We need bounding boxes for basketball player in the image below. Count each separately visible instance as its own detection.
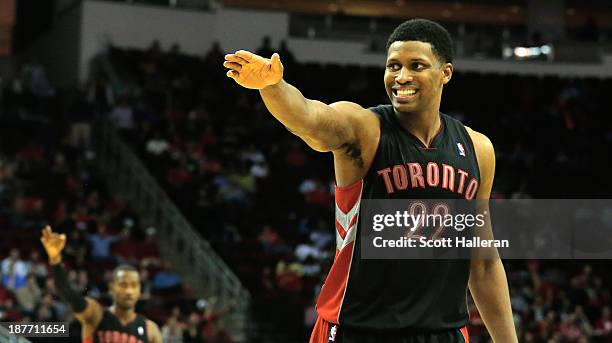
[224,19,517,342]
[40,225,162,343]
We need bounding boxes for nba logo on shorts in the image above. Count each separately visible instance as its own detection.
[456,142,466,156]
[328,324,337,342]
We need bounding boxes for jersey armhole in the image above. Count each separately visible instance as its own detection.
[463,126,481,179]
[334,110,382,191]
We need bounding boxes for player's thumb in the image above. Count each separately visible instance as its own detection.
[271,53,283,74]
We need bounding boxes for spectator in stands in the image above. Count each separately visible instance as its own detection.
[183,311,204,343]
[151,262,182,292]
[138,267,152,301]
[0,159,17,210]
[209,320,233,343]
[199,297,236,342]
[559,313,585,341]
[278,40,295,66]
[67,89,94,149]
[256,36,274,58]
[257,224,284,254]
[205,41,225,65]
[309,224,334,251]
[22,58,56,99]
[87,76,114,116]
[1,248,29,290]
[141,39,163,77]
[15,274,41,316]
[0,297,21,321]
[275,258,303,294]
[86,221,124,262]
[164,43,183,77]
[146,131,170,157]
[33,293,59,321]
[161,315,185,343]
[109,96,136,135]
[594,307,612,339]
[26,251,48,284]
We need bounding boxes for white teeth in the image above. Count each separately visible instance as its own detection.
[396,89,416,96]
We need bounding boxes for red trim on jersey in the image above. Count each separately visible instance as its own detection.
[334,179,363,211]
[318,180,363,323]
[83,336,93,343]
[335,220,347,239]
[347,213,358,231]
[309,317,333,343]
[316,241,355,323]
[460,326,469,343]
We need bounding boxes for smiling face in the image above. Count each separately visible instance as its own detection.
[384,40,453,115]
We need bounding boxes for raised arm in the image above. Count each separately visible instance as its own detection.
[223,50,374,153]
[465,129,518,343]
[41,226,104,338]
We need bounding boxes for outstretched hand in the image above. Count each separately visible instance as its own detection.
[223,50,283,90]
[40,225,66,265]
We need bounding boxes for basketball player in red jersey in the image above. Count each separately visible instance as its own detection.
[41,226,162,343]
[224,18,517,342]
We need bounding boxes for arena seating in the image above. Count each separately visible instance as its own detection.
[0,81,235,342]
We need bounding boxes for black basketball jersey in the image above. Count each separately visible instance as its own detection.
[84,310,149,343]
[316,104,481,330]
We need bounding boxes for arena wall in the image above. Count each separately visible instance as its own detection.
[35,0,612,82]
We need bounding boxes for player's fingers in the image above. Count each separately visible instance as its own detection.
[226,70,239,79]
[271,53,282,73]
[223,61,242,71]
[234,50,255,62]
[60,234,66,242]
[224,54,248,65]
[42,225,51,238]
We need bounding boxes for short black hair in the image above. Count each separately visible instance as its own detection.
[111,264,139,282]
[386,18,453,63]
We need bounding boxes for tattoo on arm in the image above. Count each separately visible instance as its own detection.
[340,141,364,168]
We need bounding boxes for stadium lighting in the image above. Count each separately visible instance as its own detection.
[507,44,554,60]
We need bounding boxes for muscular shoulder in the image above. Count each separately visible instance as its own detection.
[465,127,494,166]
[465,126,495,198]
[146,319,162,343]
[329,101,379,124]
[301,101,377,153]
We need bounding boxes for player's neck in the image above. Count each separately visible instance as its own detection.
[395,108,441,147]
[110,305,137,324]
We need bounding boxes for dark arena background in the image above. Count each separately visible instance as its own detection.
[1,0,612,342]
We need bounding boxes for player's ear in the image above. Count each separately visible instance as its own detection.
[441,62,453,85]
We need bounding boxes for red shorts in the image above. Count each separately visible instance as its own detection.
[309,317,469,343]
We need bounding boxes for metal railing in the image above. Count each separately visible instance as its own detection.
[0,326,32,343]
[93,120,251,341]
[96,0,215,11]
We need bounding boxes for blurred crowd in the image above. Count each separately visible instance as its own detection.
[1,34,611,342]
[0,72,235,343]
